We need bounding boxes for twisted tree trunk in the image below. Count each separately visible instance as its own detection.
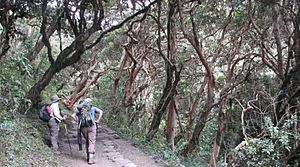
[274,6,300,165]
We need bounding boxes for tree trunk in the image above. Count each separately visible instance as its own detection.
[27,2,154,107]
[68,68,110,109]
[112,39,130,96]
[165,97,176,150]
[28,64,61,107]
[177,0,215,156]
[112,54,128,95]
[146,64,181,141]
[182,75,214,156]
[209,105,226,167]
[28,42,85,106]
[29,19,58,61]
[146,0,179,141]
[187,77,208,139]
[123,44,145,107]
[274,8,300,164]
[0,7,13,60]
[275,9,300,122]
[28,28,92,107]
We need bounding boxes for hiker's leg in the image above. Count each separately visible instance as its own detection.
[86,132,89,161]
[48,119,59,151]
[87,125,97,164]
[80,127,89,160]
[77,129,83,150]
[87,125,97,153]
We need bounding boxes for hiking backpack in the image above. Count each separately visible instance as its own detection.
[77,102,95,128]
[39,104,53,122]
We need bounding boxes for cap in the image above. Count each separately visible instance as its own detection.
[84,98,92,103]
[77,101,91,111]
[50,95,61,103]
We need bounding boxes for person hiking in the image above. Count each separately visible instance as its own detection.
[71,98,104,164]
[76,98,93,151]
[48,95,66,155]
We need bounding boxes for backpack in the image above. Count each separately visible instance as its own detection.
[39,104,53,122]
[77,102,95,128]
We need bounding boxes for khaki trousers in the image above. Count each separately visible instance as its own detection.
[81,124,97,154]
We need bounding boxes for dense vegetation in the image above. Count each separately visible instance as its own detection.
[0,0,300,166]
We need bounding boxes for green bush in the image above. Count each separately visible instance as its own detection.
[236,116,299,166]
[0,110,61,167]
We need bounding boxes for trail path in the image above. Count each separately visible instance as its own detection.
[58,123,163,167]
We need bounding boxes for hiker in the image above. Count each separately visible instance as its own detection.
[71,98,104,164]
[48,95,66,155]
[76,98,92,151]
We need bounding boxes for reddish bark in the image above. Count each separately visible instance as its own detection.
[146,64,182,141]
[178,0,215,156]
[112,46,129,96]
[187,77,208,139]
[66,66,111,109]
[123,41,147,107]
[28,1,157,107]
[66,62,97,108]
[146,0,181,141]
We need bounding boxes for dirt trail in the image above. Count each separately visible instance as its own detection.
[58,123,164,167]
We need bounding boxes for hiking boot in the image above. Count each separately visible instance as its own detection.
[88,153,95,165]
[53,150,61,155]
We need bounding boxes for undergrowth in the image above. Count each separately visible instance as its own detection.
[0,109,62,167]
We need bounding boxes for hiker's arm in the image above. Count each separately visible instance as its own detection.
[95,108,103,123]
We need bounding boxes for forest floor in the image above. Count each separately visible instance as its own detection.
[57,122,165,167]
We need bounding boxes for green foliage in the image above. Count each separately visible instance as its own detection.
[231,7,248,28]
[88,71,117,110]
[183,117,217,167]
[144,141,185,167]
[0,110,61,167]
[236,116,299,166]
[1,1,299,167]
[238,138,278,166]
[0,48,62,166]
[98,29,124,64]
[0,55,34,111]
[184,152,210,167]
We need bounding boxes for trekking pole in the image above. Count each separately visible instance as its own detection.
[64,123,72,155]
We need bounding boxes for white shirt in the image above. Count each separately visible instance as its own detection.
[50,102,63,122]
